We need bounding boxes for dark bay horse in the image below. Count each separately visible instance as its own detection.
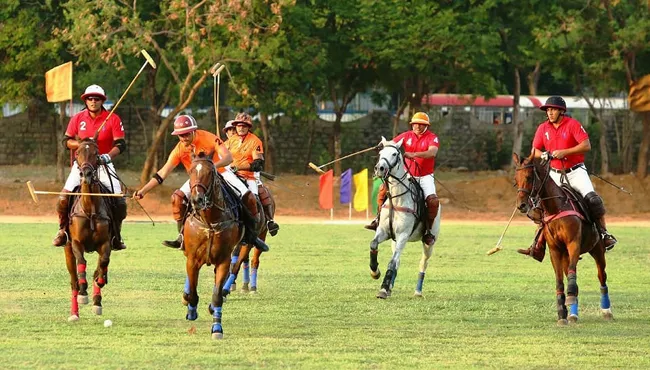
[223,183,275,295]
[65,139,112,321]
[181,153,244,339]
[513,153,613,325]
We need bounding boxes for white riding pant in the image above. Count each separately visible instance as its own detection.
[179,167,249,199]
[414,174,437,198]
[254,172,263,186]
[549,165,594,197]
[64,161,122,194]
[246,179,259,195]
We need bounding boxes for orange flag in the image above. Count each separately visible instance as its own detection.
[318,169,334,209]
[45,62,73,103]
[629,74,650,112]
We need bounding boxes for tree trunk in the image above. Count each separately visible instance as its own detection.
[259,112,274,173]
[333,111,343,176]
[55,101,67,182]
[303,117,316,175]
[511,68,524,160]
[526,61,541,95]
[140,116,174,184]
[393,96,408,137]
[637,112,650,179]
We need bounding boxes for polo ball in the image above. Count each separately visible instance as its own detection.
[104,319,113,327]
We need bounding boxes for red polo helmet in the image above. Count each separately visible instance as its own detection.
[171,114,198,135]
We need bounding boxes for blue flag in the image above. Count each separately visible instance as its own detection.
[340,168,352,204]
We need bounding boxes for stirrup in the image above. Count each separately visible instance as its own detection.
[364,218,379,231]
[603,233,617,252]
[422,232,435,246]
[52,229,69,247]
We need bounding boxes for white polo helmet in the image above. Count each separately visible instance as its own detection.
[80,84,107,101]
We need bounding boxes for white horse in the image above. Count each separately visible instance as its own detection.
[369,137,441,298]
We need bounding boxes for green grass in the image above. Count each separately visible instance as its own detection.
[1,223,649,369]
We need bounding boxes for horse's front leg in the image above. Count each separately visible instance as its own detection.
[589,246,613,320]
[369,227,390,280]
[549,248,568,325]
[210,260,230,339]
[248,245,262,293]
[64,243,80,322]
[377,235,407,299]
[415,239,435,297]
[92,240,111,316]
[185,258,200,321]
[566,240,581,323]
[223,243,251,297]
[71,242,89,305]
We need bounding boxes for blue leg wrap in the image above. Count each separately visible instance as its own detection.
[186,304,198,321]
[223,273,236,292]
[184,276,190,295]
[211,306,223,333]
[251,268,258,288]
[569,298,579,317]
[416,272,425,292]
[600,286,611,309]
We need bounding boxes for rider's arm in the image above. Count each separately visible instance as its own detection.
[552,139,591,160]
[214,142,233,169]
[134,156,177,199]
[405,145,438,159]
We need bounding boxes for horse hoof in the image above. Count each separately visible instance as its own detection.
[92,305,103,315]
[250,287,257,294]
[208,304,214,315]
[557,319,568,326]
[68,315,79,322]
[241,283,249,292]
[230,283,236,292]
[376,289,388,299]
[222,289,230,298]
[414,291,423,297]
[568,314,579,323]
[212,332,224,340]
[181,293,190,306]
[370,270,381,280]
[601,308,614,320]
[186,312,198,321]
[77,295,89,305]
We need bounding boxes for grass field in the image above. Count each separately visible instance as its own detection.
[1,222,649,369]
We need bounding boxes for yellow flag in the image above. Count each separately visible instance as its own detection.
[45,62,73,103]
[353,169,369,211]
[629,74,650,112]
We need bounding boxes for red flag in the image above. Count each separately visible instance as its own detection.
[319,169,334,209]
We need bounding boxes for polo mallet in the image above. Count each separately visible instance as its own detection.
[93,49,157,138]
[487,206,518,255]
[260,171,276,181]
[211,62,226,137]
[308,145,379,174]
[26,181,127,203]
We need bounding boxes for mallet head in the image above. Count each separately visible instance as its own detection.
[308,162,326,175]
[26,181,39,203]
[212,64,226,78]
[141,49,157,69]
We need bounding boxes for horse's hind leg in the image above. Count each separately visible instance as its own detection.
[210,261,230,339]
[249,246,261,293]
[64,244,80,322]
[415,240,435,297]
[223,244,251,297]
[92,242,111,316]
[377,236,407,299]
[590,246,613,320]
[369,228,389,280]
[566,240,581,323]
[185,258,200,321]
[229,244,242,291]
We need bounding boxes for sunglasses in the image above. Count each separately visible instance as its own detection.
[179,132,192,138]
[86,97,104,102]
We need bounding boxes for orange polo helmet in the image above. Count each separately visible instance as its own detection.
[409,112,430,125]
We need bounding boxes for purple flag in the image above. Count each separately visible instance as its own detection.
[340,168,352,204]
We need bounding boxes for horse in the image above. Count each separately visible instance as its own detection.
[369,137,442,299]
[223,183,275,295]
[512,153,613,325]
[65,138,113,321]
[181,152,245,339]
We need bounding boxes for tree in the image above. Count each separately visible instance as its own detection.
[63,0,290,184]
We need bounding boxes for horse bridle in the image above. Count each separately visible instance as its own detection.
[77,141,100,183]
[189,158,219,211]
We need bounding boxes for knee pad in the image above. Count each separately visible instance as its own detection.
[258,185,273,206]
[377,183,387,206]
[425,194,440,217]
[584,191,606,219]
[56,194,70,214]
[171,189,189,222]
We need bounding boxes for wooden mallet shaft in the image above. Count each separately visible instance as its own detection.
[487,206,518,255]
[26,181,125,203]
[307,145,378,174]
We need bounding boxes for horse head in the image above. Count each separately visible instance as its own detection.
[76,139,99,186]
[189,152,217,211]
[512,152,552,215]
[375,136,405,180]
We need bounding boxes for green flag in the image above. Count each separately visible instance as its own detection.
[371,177,383,210]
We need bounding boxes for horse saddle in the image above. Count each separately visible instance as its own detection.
[68,184,115,221]
[559,185,594,225]
[217,173,241,220]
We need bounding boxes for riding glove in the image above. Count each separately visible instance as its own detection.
[99,154,112,164]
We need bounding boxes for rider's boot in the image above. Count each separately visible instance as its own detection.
[422,194,440,246]
[52,190,71,247]
[364,183,387,231]
[162,190,188,250]
[596,216,617,252]
[111,197,127,251]
[517,227,546,262]
[258,185,279,236]
[242,192,270,252]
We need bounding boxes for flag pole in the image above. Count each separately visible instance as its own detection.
[348,202,352,220]
[330,208,334,220]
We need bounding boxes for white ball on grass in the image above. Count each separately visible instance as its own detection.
[104,319,113,327]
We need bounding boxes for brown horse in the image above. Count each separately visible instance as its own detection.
[513,153,613,325]
[223,183,275,295]
[65,139,112,321]
[181,153,245,339]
